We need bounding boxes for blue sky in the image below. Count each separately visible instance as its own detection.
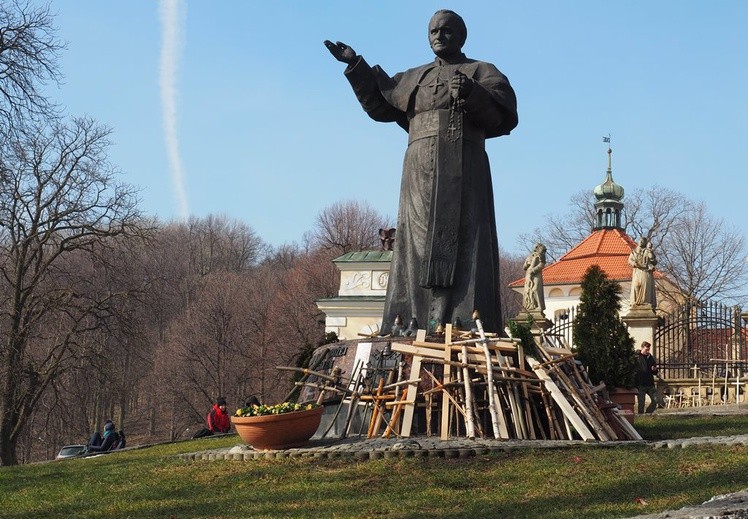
[49,1,747,255]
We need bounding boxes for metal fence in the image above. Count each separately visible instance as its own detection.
[545,301,748,381]
[546,306,577,348]
[654,301,747,380]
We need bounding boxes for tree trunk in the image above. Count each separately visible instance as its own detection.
[149,403,156,436]
[1,335,24,466]
[0,416,19,466]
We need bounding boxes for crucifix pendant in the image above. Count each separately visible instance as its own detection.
[428,75,446,97]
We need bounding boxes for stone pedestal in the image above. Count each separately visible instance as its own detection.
[622,306,658,348]
[512,310,553,331]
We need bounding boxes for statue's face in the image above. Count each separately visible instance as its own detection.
[428,13,464,59]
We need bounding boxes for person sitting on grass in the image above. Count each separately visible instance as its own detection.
[193,396,231,438]
[87,420,120,453]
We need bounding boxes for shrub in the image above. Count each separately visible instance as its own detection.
[573,265,637,389]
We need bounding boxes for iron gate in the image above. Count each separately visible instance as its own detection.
[546,306,577,348]
[654,301,748,379]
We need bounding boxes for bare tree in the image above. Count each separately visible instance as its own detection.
[0,1,62,130]
[269,248,336,365]
[307,199,391,255]
[519,190,595,262]
[187,214,266,276]
[0,117,142,465]
[160,268,299,439]
[520,187,691,262]
[123,217,268,442]
[621,187,690,245]
[657,202,747,304]
[161,272,251,437]
[498,247,524,323]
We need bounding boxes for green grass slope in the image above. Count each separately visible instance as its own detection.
[1,415,748,519]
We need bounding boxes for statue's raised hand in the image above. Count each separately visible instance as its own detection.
[324,40,357,65]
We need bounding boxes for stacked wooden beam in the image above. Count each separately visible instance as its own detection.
[387,323,536,440]
[527,333,641,441]
[287,324,641,442]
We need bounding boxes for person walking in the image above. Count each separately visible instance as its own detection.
[636,341,658,414]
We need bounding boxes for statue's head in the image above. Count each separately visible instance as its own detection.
[534,243,547,260]
[428,10,467,59]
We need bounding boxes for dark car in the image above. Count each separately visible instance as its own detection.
[55,444,87,460]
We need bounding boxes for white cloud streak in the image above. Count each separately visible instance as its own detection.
[159,0,189,220]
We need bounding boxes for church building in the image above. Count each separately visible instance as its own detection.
[509,147,672,324]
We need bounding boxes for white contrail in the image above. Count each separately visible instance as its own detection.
[159,0,189,220]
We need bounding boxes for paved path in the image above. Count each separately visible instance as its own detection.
[179,432,748,462]
[625,490,748,519]
[180,436,639,461]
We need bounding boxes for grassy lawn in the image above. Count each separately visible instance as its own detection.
[2,415,748,519]
[635,413,748,440]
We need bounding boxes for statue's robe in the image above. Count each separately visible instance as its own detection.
[344,53,518,333]
[629,249,657,308]
[523,253,545,313]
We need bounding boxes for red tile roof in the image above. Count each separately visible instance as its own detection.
[509,228,644,287]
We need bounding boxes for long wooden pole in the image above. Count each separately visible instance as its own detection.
[473,311,501,438]
[399,329,426,437]
[440,335,453,440]
[454,323,477,439]
[340,360,364,439]
[383,388,408,438]
[367,379,385,438]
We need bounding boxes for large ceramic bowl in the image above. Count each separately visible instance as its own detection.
[230,406,324,450]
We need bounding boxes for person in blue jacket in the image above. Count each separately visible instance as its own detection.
[87,420,120,452]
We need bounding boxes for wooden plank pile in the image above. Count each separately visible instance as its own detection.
[525,333,641,441]
[286,318,641,442]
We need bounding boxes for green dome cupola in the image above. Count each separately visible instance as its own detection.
[593,145,624,230]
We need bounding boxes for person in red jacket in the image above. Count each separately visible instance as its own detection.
[206,396,231,434]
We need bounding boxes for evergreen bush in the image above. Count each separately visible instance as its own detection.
[573,265,637,389]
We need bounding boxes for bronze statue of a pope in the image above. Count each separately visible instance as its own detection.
[325,10,518,334]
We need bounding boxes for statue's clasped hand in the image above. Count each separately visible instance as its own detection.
[450,72,473,99]
[324,40,357,65]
